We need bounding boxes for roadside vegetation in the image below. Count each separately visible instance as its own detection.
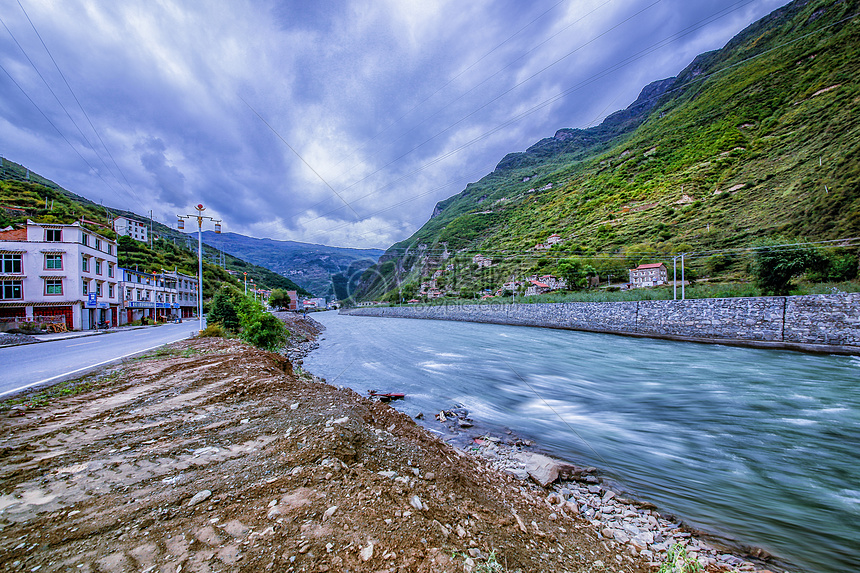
[206,286,289,351]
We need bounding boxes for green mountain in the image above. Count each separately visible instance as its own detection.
[355,0,860,301]
[0,157,309,299]
[200,231,383,298]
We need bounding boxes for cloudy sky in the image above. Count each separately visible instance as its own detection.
[0,0,789,249]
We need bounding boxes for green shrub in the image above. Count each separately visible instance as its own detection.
[199,323,227,338]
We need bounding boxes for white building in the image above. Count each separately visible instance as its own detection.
[0,220,119,330]
[629,263,668,287]
[119,269,198,325]
[163,269,198,319]
[113,216,149,243]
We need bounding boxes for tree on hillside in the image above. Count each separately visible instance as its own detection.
[750,239,824,295]
[557,258,598,290]
[268,289,291,310]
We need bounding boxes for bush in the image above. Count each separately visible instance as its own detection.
[237,296,288,352]
[750,238,824,295]
[198,324,226,338]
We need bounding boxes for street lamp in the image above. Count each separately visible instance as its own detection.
[177,204,222,334]
[243,272,247,295]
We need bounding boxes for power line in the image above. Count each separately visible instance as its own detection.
[14,0,145,211]
[0,12,138,212]
[0,59,131,205]
[239,95,360,220]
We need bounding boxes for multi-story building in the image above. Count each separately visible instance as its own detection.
[629,263,668,288]
[113,216,149,243]
[119,269,197,324]
[0,220,119,330]
[163,270,198,319]
[119,267,157,324]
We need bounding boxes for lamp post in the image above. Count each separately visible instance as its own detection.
[177,204,222,334]
[243,272,247,295]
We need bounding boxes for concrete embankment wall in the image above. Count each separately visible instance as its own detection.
[342,294,860,353]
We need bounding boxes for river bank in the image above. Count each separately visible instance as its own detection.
[342,293,860,355]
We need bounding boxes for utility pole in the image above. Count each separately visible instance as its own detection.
[681,253,686,300]
[177,205,222,333]
[149,210,154,249]
[673,256,677,300]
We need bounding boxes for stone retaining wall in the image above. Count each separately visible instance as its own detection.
[343,293,860,351]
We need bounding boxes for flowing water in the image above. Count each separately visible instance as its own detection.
[303,311,860,573]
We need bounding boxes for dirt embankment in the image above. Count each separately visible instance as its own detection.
[0,337,659,573]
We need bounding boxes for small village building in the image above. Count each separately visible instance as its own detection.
[629,262,668,288]
[525,280,552,297]
[472,254,493,268]
[0,220,119,330]
[113,216,149,243]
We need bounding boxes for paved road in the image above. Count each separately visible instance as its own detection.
[0,322,203,397]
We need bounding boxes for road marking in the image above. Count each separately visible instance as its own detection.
[65,340,99,347]
[0,339,187,398]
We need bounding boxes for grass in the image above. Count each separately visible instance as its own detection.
[658,543,703,573]
[0,370,120,412]
[134,346,201,360]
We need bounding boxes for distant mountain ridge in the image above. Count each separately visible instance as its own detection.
[201,231,383,298]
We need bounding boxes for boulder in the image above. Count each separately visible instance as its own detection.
[515,452,564,487]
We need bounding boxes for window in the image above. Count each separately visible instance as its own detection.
[108,284,114,298]
[80,233,88,246]
[45,279,63,295]
[95,238,101,251]
[1,253,22,273]
[82,279,89,295]
[1,280,22,299]
[95,260,102,275]
[136,289,142,301]
[45,254,62,270]
[108,263,114,278]
[81,255,89,272]
[126,287,132,299]
[108,244,113,255]
[96,282,102,297]
[46,229,62,242]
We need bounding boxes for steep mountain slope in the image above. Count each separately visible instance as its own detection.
[356,0,860,301]
[201,231,382,297]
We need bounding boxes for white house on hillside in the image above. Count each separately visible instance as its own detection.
[113,216,149,243]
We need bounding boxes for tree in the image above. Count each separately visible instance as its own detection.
[208,287,240,332]
[750,239,824,295]
[268,288,291,310]
[557,258,598,290]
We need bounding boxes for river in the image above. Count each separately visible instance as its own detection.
[303,310,859,573]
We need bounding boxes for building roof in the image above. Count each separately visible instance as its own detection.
[635,263,666,270]
[530,280,550,288]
